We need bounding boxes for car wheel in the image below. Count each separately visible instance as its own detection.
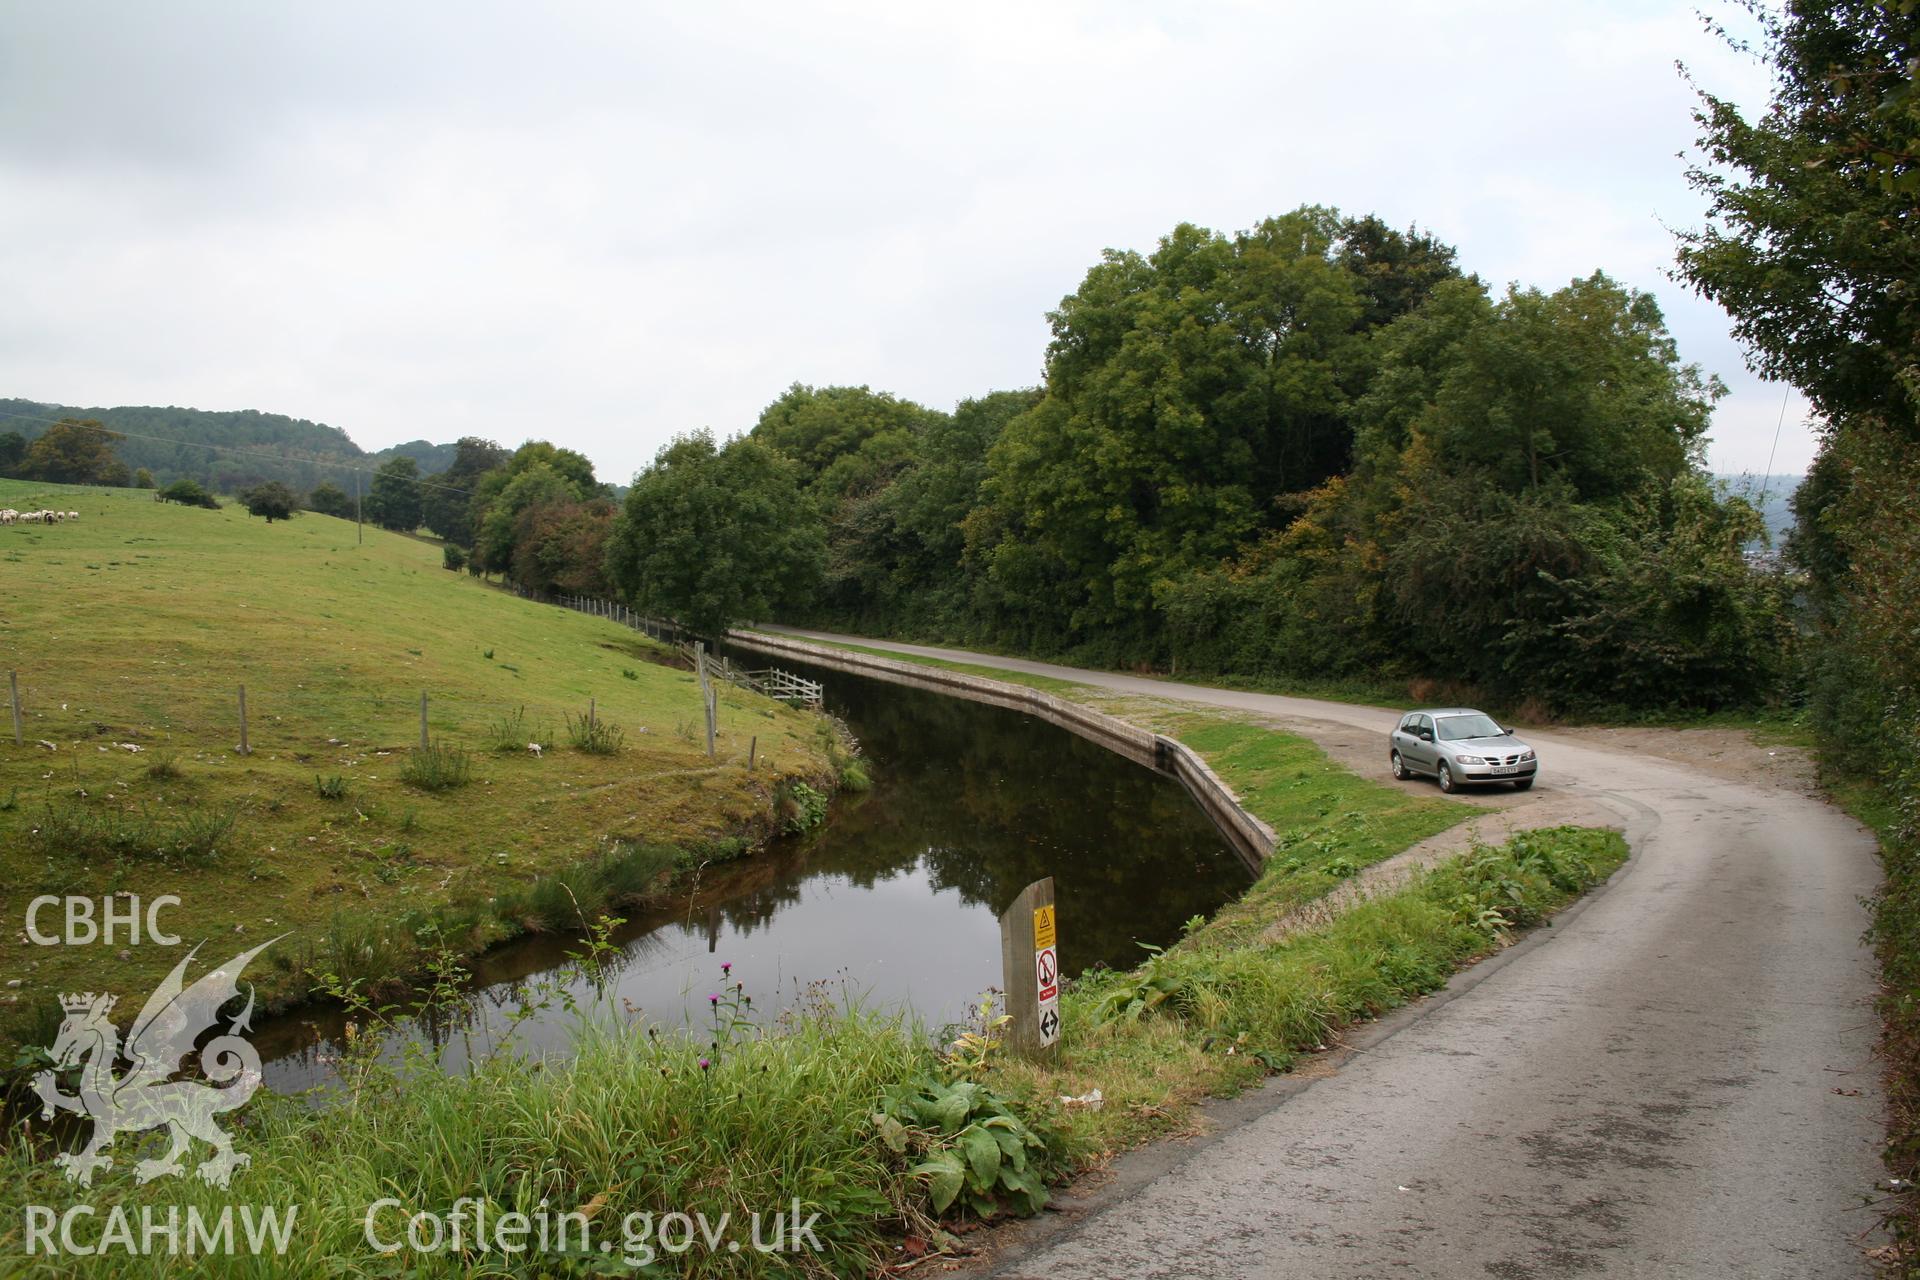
[1437,762,1456,793]
[1512,777,1534,791]
[1391,750,1407,780]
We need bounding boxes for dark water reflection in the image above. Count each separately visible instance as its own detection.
[256,652,1248,1092]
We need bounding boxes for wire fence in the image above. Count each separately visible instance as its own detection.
[1,592,821,768]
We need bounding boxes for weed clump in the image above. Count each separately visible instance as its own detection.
[29,798,239,865]
[777,780,829,833]
[566,711,623,755]
[143,751,183,781]
[401,741,472,791]
[315,773,348,800]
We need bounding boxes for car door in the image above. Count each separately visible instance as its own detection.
[1392,715,1418,771]
[1399,714,1433,772]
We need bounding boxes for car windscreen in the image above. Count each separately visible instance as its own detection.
[1435,713,1502,741]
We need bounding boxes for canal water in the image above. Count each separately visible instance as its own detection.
[256,653,1250,1091]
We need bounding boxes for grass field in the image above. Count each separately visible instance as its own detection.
[0,479,834,1052]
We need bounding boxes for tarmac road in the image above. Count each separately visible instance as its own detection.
[762,627,1888,1278]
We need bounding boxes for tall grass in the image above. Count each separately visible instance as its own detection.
[27,797,240,865]
[400,741,472,791]
[565,710,624,755]
[0,1005,946,1277]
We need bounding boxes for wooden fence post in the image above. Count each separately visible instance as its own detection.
[695,642,717,760]
[419,691,429,751]
[8,670,21,746]
[236,685,251,756]
[998,877,1060,1059]
[748,735,757,771]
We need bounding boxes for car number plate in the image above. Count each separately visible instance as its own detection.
[1490,765,1520,775]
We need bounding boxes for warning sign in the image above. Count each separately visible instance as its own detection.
[1033,904,1056,950]
[1035,946,1058,1000]
[1035,943,1060,1047]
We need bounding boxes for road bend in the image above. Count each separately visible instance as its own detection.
[761,626,1887,1278]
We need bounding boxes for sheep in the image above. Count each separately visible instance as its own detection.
[0,510,15,525]
[65,511,77,519]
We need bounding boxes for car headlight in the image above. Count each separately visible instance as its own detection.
[1456,755,1486,765]
[1520,750,1535,761]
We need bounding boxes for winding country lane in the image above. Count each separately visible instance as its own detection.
[761,626,1888,1278]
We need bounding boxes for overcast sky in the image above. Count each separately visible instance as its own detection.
[0,1,1812,484]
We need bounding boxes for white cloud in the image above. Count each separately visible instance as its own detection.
[0,0,1813,481]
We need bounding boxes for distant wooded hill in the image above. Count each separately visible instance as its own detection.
[0,398,455,493]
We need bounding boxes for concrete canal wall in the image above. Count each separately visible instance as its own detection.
[727,630,1277,870]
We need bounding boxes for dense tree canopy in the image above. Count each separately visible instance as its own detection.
[307,481,352,518]
[467,442,604,574]
[1676,1,1920,433]
[0,399,457,492]
[605,431,823,637]
[365,457,423,532]
[16,419,130,486]
[240,481,299,523]
[422,436,509,544]
[971,209,1455,645]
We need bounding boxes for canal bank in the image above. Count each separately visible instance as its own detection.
[728,628,1278,868]
[253,644,1253,1091]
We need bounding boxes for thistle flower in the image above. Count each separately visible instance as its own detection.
[698,1057,711,1071]
[721,962,732,976]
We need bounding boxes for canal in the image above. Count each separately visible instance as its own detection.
[257,652,1250,1090]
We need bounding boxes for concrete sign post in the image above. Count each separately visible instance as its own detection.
[999,876,1060,1058]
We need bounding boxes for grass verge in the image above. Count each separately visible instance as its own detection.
[1829,776,1918,1270]
[0,827,1623,1277]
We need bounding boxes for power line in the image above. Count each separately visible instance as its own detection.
[1754,387,1792,516]
[0,407,486,500]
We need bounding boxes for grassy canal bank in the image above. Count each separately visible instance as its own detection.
[0,821,1626,1276]
[0,479,840,1057]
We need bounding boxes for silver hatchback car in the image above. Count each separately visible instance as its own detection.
[1390,708,1538,792]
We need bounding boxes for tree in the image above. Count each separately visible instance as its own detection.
[240,481,298,523]
[473,463,575,574]
[133,467,156,489]
[467,441,603,575]
[158,478,219,509]
[751,384,942,500]
[422,436,508,543]
[0,431,25,475]
[20,419,131,486]
[1376,273,1718,498]
[510,498,618,595]
[605,431,825,637]
[978,208,1377,644]
[1335,214,1467,330]
[308,481,353,518]
[364,457,423,532]
[1676,2,1920,432]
